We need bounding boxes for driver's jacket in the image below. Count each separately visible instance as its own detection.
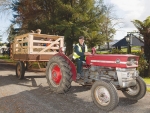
[73,43,88,60]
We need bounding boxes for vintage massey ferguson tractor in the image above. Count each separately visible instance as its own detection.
[11,33,146,111]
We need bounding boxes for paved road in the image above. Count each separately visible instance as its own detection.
[0,59,150,113]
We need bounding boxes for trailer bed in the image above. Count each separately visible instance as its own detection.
[11,33,64,61]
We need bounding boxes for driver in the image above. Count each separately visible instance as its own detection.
[73,36,91,80]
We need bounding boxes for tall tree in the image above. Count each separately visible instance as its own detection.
[7,24,19,42]
[11,0,117,55]
[100,4,121,50]
[132,16,150,76]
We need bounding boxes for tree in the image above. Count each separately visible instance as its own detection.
[10,0,117,55]
[132,16,150,77]
[0,0,14,42]
[7,24,19,42]
[99,4,122,50]
[0,37,2,46]
[85,31,105,48]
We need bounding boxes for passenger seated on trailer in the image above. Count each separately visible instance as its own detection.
[46,38,52,46]
[40,38,46,46]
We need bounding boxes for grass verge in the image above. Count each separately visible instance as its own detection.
[0,55,15,63]
[143,78,150,92]
[143,78,150,84]
[147,87,150,92]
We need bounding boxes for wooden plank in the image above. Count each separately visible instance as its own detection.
[28,34,33,54]
[15,34,29,39]
[39,38,61,53]
[30,51,57,54]
[32,34,61,40]
[13,54,53,61]
[32,46,59,49]
[33,40,59,44]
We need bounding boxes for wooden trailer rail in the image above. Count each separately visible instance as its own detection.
[12,33,64,61]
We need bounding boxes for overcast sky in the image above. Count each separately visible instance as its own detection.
[104,0,150,40]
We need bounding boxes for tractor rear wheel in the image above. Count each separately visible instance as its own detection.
[122,76,146,100]
[91,80,119,111]
[46,55,72,93]
[16,61,25,79]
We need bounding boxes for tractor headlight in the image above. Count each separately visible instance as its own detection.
[126,58,138,66]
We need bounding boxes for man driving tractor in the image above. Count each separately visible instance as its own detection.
[73,36,91,80]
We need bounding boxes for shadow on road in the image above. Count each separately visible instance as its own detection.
[0,74,45,88]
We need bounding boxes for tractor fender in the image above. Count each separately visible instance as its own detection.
[54,53,77,81]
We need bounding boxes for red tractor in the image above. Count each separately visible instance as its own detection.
[46,50,146,111]
[11,33,146,111]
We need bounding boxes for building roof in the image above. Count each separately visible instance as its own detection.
[112,35,144,47]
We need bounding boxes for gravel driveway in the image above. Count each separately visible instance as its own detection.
[0,59,150,113]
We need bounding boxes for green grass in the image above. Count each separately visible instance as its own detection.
[143,78,150,92]
[0,55,9,59]
[143,78,150,84]
[0,55,14,62]
[147,87,150,92]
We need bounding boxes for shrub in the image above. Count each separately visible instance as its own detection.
[111,49,124,54]
[110,49,148,77]
[132,51,149,77]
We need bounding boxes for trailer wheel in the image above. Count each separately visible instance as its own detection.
[91,80,119,111]
[16,61,25,79]
[46,55,72,93]
[122,76,146,100]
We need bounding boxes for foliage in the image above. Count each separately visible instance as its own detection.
[110,49,124,54]
[86,31,105,48]
[100,5,116,50]
[9,0,118,55]
[7,24,19,42]
[133,51,149,77]
[110,48,148,77]
[132,16,150,76]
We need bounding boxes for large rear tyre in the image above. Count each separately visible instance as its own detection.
[91,80,119,111]
[122,76,146,100]
[16,61,25,79]
[46,55,72,93]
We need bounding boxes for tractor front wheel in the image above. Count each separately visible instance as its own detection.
[91,80,119,111]
[16,61,25,79]
[122,76,146,100]
[46,55,72,93]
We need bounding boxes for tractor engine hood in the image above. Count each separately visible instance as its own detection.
[86,54,139,68]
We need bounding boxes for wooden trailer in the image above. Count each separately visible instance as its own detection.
[11,33,64,79]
